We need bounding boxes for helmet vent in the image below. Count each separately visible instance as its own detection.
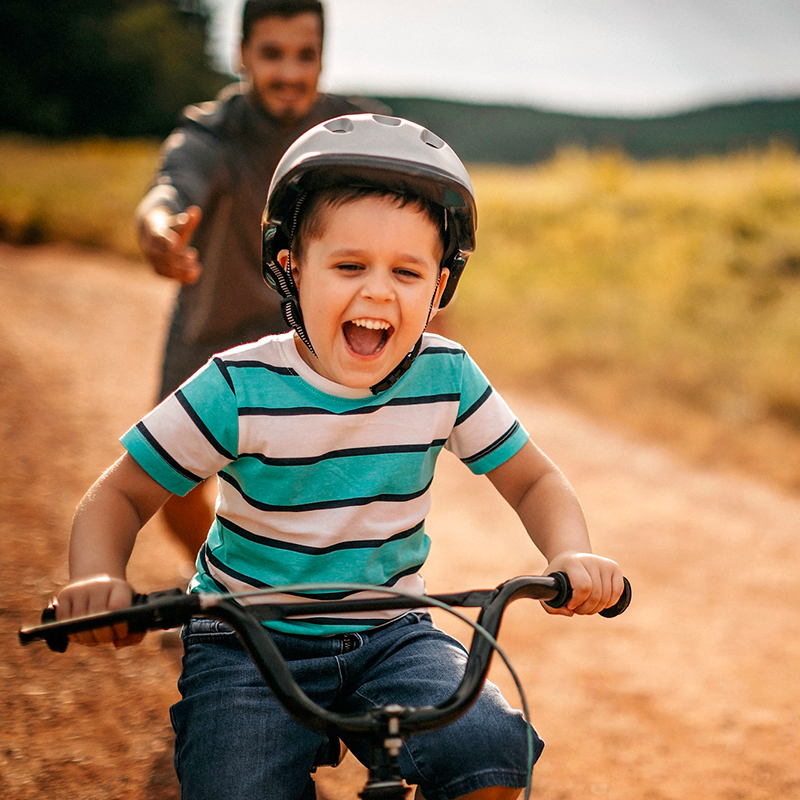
[324,118,354,133]
[420,129,445,149]
[373,114,402,126]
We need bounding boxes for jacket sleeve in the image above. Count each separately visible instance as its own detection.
[137,110,225,217]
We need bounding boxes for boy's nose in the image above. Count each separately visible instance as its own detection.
[361,271,394,301]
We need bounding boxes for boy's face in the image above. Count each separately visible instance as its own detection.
[240,12,322,124]
[280,196,448,389]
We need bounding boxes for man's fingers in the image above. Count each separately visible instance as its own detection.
[173,205,202,246]
[141,206,203,284]
[151,249,202,284]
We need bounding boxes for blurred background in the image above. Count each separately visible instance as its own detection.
[1,0,799,490]
[3,5,800,800]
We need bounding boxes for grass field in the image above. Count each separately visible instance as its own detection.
[0,135,158,257]
[2,134,799,489]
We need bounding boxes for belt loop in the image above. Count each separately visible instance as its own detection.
[340,632,360,653]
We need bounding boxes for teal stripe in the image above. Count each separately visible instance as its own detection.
[121,427,199,496]
[208,524,431,587]
[464,422,530,475]
[179,361,240,457]
[224,347,467,413]
[230,447,441,507]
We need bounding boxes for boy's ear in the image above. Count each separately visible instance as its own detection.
[429,268,450,319]
[277,249,302,287]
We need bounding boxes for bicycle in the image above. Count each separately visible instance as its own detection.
[20,572,631,800]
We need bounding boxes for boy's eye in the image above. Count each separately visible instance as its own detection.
[395,267,422,279]
[336,263,363,272]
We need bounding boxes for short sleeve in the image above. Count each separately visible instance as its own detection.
[445,353,529,475]
[121,357,239,496]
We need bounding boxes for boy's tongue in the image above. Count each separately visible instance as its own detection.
[343,321,386,356]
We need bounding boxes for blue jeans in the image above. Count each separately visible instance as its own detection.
[170,612,543,800]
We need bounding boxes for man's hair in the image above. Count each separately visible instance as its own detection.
[291,183,448,267]
[242,0,324,43]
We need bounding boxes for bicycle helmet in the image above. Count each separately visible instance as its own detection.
[261,113,476,393]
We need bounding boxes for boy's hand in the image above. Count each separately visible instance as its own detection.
[543,552,624,617]
[139,205,203,285]
[55,575,144,648]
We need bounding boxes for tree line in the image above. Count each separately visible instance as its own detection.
[0,0,228,137]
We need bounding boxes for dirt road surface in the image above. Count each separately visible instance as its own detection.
[2,243,799,799]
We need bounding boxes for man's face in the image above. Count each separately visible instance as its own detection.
[240,12,322,124]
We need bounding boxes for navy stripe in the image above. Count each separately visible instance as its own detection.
[240,439,447,467]
[212,357,235,393]
[386,394,460,407]
[199,544,234,594]
[455,386,493,426]
[462,421,521,466]
[216,515,424,555]
[281,615,397,627]
[135,422,203,484]
[204,548,423,601]
[176,390,236,461]
[204,547,270,590]
[218,471,433,513]
[240,394,460,418]
[419,345,463,356]
[222,359,297,376]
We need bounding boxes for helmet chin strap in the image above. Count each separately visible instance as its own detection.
[367,271,442,395]
[282,249,317,357]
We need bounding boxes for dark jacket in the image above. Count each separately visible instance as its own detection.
[141,83,364,344]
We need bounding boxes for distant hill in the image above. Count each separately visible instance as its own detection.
[373,96,800,163]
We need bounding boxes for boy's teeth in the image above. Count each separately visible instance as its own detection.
[351,319,390,330]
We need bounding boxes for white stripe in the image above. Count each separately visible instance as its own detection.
[239,401,457,458]
[447,390,519,461]
[143,394,232,477]
[217,487,432,547]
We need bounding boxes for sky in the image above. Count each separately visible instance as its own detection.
[204,0,800,117]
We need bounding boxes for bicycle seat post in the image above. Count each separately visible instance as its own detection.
[359,705,410,800]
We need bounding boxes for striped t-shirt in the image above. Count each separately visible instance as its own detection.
[122,332,528,634]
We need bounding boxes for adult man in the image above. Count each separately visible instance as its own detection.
[137,0,365,558]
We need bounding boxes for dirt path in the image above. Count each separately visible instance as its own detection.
[2,243,799,800]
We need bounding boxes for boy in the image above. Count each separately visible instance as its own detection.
[57,115,624,800]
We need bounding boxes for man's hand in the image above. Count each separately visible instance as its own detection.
[543,552,624,617]
[139,205,203,284]
[55,575,144,648]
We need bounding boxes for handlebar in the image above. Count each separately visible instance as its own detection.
[19,573,631,738]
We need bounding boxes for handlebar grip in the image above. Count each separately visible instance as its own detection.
[34,592,150,653]
[38,605,68,653]
[544,571,572,609]
[25,589,191,652]
[545,572,631,618]
[599,577,632,618]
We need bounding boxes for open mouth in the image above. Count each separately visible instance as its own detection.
[343,318,393,357]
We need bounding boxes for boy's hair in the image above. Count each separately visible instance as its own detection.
[291,183,448,267]
[242,0,324,43]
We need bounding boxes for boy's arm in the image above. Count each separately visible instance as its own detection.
[56,452,173,646]
[486,438,624,616]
